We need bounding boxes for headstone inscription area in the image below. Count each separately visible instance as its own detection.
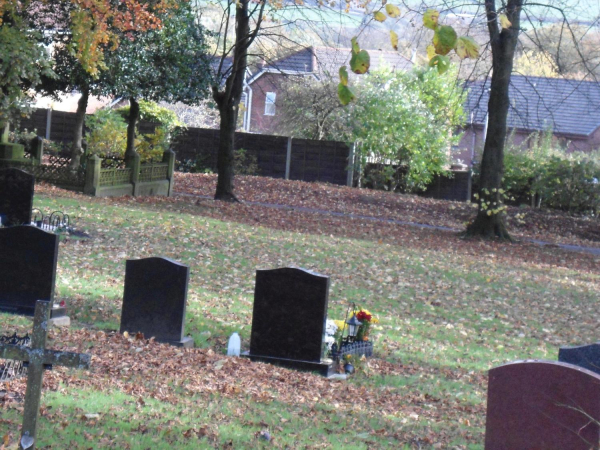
[0,301,90,450]
[485,360,600,450]
[559,342,600,375]
[0,168,34,227]
[247,267,333,376]
[120,257,193,348]
[0,226,66,319]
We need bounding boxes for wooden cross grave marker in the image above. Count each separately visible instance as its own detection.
[0,300,90,450]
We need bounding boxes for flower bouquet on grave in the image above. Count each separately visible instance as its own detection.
[327,305,378,364]
[355,308,379,342]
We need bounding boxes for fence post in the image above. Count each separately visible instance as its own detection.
[285,137,292,180]
[31,137,43,164]
[163,149,176,197]
[84,155,101,196]
[45,109,52,140]
[126,153,141,196]
[346,143,356,187]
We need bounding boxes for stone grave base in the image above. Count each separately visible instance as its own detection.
[49,316,71,327]
[243,352,334,377]
[0,304,67,318]
[162,336,194,348]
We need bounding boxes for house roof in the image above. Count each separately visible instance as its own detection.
[466,75,600,136]
[255,46,414,81]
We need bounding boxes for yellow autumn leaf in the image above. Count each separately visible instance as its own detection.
[426,45,436,60]
[351,36,360,54]
[385,4,400,18]
[499,13,511,29]
[374,11,387,22]
[390,30,399,51]
[455,36,479,59]
[423,9,439,30]
[339,66,349,86]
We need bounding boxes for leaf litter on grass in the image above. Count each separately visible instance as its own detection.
[6,178,597,448]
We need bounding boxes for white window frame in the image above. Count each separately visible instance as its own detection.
[264,92,276,116]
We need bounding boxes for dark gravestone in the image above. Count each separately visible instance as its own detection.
[559,343,600,375]
[120,257,193,347]
[0,226,65,317]
[247,267,333,376]
[485,360,600,450]
[0,168,34,227]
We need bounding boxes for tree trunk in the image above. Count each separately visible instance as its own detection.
[213,0,260,202]
[465,0,522,241]
[125,97,139,160]
[214,103,238,201]
[69,87,89,170]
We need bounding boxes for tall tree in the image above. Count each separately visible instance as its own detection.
[1,0,172,155]
[0,9,53,134]
[211,0,266,201]
[207,0,347,200]
[465,0,522,239]
[75,2,211,162]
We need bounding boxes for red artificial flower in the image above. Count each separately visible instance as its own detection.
[356,311,372,322]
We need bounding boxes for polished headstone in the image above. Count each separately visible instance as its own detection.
[120,257,192,347]
[248,267,332,375]
[0,168,34,227]
[0,226,58,316]
[558,342,600,375]
[485,360,600,449]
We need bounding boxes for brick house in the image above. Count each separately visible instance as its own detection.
[457,75,600,165]
[243,46,413,134]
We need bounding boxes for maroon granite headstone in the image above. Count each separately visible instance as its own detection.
[485,360,600,450]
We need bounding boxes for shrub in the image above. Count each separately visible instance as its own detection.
[494,130,600,214]
[538,155,600,214]
[117,100,186,162]
[85,109,128,158]
[116,100,184,135]
[234,148,259,176]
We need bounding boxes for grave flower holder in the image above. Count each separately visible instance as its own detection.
[329,305,377,366]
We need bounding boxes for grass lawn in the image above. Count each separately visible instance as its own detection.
[0,175,598,449]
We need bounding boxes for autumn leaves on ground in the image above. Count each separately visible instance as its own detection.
[1,174,598,449]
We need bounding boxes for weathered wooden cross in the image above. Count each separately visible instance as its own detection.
[0,300,90,450]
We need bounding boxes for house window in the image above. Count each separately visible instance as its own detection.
[264,92,276,116]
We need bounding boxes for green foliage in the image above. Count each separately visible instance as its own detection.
[488,130,600,214]
[540,155,600,213]
[234,148,259,176]
[117,100,184,161]
[94,3,211,105]
[349,66,466,191]
[136,127,170,162]
[116,100,184,134]
[9,128,37,148]
[0,21,54,125]
[85,109,128,158]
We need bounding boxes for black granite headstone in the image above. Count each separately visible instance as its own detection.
[0,168,34,227]
[247,267,333,375]
[120,257,192,347]
[559,343,600,375]
[0,226,59,316]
